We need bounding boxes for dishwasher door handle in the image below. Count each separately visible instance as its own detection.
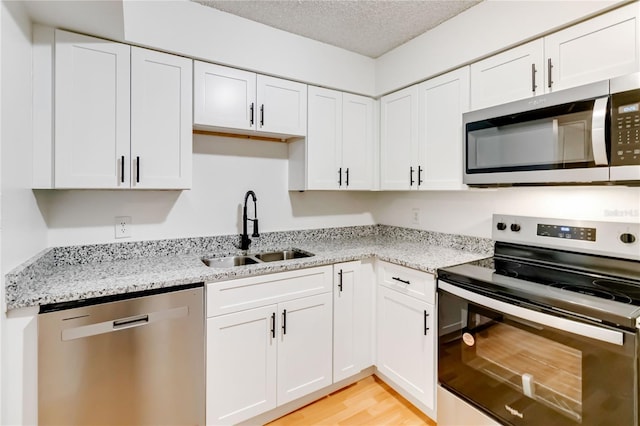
[62,306,189,341]
[113,314,149,330]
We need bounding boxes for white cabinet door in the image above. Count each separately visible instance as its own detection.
[54,29,130,188]
[545,2,640,92]
[307,86,342,190]
[206,305,277,425]
[342,93,374,190]
[193,61,256,132]
[333,261,362,382]
[131,47,192,189]
[302,88,374,191]
[277,292,333,405]
[257,75,307,137]
[417,67,470,190]
[377,285,435,411]
[380,85,419,190]
[470,39,544,110]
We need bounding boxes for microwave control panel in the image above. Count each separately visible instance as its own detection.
[611,88,640,166]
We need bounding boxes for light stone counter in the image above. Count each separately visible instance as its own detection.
[6,225,493,310]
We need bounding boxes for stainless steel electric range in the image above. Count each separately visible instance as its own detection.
[437,214,640,426]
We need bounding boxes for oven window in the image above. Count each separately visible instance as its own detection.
[438,289,636,426]
[465,310,583,422]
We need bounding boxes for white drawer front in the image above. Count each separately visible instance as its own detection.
[206,265,332,317]
[378,261,435,304]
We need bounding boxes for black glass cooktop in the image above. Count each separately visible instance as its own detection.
[489,257,640,305]
[438,242,640,328]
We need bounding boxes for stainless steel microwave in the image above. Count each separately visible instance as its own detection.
[463,73,640,185]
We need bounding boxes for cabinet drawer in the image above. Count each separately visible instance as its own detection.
[377,261,435,304]
[206,265,332,317]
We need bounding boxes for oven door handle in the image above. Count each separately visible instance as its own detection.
[439,281,624,346]
[591,96,609,166]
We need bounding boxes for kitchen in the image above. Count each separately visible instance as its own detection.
[2,0,640,425]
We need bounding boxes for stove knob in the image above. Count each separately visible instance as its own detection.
[620,233,637,244]
[496,222,507,231]
[510,223,521,232]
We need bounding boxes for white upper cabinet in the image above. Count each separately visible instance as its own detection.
[380,85,419,190]
[131,47,192,189]
[54,30,131,189]
[417,67,470,190]
[303,86,374,190]
[306,86,343,189]
[257,75,307,137]
[193,62,256,132]
[193,61,307,138]
[381,67,469,191]
[470,3,639,109]
[470,40,544,110]
[342,93,375,190]
[545,2,639,92]
[36,28,193,189]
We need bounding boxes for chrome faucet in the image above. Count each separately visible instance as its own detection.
[240,190,259,250]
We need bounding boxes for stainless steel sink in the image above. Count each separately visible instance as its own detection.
[255,249,312,262]
[202,249,313,268]
[202,255,259,268]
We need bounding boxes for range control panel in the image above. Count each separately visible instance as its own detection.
[493,214,639,261]
[611,88,640,166]
[537,224,596,241]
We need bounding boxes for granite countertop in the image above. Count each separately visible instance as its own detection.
[5,225,493,310]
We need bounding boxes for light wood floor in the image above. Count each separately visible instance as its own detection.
[266,376,437,426]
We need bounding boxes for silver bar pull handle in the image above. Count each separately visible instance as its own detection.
[113,314,149,330]
[591,96,609,166]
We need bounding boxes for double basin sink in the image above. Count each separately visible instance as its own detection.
[202,249,313,268]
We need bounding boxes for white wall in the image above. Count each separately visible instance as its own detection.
[121,1,376,95]
[25,0,376,97]
[41,134,378,247]
[373,187,640,239]
[375,0,625,95]
[1,2,47,424]
[1,0,47,274]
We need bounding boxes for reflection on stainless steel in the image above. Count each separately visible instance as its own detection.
[438,214,640,426]
[38,286,205,426]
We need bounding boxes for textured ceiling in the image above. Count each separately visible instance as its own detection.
[192,0,481,58]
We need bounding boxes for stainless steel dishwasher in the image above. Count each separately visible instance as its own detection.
[38,284,205,426]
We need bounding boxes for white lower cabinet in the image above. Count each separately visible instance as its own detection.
[376,262,436,417]
[332,260,374,383]
[207,305,277,425]
[277,293,333,405]
[205,266,333,425]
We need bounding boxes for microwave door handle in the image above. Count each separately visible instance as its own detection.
[591,96,609,166]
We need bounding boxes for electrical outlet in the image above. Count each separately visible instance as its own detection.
[115,216,132,238]
[411,208,420,226]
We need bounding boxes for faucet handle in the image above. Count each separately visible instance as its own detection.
[252,219,259,238]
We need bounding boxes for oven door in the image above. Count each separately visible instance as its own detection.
[438,281,637,426]
[463,80,610,185]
